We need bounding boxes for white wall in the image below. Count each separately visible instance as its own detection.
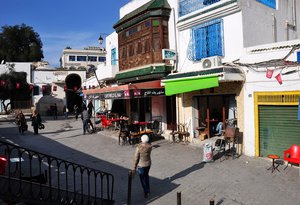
[96,32,119,80]
[240,0,300,47]
[177,11,244,72]
[241,41,300,156]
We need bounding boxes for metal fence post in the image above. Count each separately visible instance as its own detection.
[177,192,181,205]
[127,170,132,205]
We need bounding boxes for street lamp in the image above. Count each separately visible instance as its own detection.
[98,33,109,45]
[98,35,104,45]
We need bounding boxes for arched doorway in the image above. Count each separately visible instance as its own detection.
[65,73,83,112]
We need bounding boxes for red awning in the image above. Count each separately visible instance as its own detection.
[83,80,164,99]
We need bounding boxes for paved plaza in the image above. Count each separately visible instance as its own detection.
[0,116,300,205]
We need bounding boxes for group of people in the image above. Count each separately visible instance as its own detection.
[15,109,42,135]
[15,102,153,199]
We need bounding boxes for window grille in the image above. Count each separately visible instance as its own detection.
[179,0,220,17]
[188,19,224,61]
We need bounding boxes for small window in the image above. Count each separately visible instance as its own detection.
[152,20,160,27]
[69,55,75,61]
[88,56,97,61]
[145,21,150,28]
[145,39,150,53]
[98,57,106,62]
[129,44,134,56]
[137,42,142,54]
[77,56,87,61]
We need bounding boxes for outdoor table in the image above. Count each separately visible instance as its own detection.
[267,154,280,173]
[110,118,121,130]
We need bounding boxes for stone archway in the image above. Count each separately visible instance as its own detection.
[65,73,83,112]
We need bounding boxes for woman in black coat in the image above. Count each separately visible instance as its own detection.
[31,110,42,135]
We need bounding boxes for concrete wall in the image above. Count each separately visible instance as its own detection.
[240,0,300,47]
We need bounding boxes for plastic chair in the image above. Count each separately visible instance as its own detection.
[284,144,300,170]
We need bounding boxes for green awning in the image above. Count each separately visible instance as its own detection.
[163,75,219,96]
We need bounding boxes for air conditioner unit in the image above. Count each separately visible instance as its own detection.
[201,56,222,69]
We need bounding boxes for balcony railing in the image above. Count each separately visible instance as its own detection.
[0,140,114,205]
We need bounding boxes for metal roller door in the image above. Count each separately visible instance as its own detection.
[259,105,300,158]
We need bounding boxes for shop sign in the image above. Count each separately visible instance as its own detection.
[103,91,124,99]
[162,49,176,60]
[141,89,165,97]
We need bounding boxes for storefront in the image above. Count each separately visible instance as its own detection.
[163,67,244,140]
[254,91,300,158]
[83,80,166,123]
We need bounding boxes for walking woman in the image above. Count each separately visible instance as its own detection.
[31,109,42,135]
[132,134,152,198]
[15,110,27,134]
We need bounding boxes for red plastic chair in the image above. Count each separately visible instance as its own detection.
[284,144,300,169]
[100,117,113,129]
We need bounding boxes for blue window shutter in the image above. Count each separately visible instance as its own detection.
[190,19,224,61]
[207,22,222,56]
[111,48,116,65]
[194,27,207,59]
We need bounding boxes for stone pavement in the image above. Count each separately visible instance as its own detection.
[0,116,300,205]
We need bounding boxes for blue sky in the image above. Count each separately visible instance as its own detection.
[0,0,131,67]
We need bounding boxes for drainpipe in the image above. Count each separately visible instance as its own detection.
[172,7,178,73]
[285,0,297,40]
[271,13,277,42]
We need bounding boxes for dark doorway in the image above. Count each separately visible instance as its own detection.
[196,94,236,137]
[166,95,176,129]
[65,74,83,112]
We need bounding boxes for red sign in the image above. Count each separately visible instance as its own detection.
[16,83,20,89]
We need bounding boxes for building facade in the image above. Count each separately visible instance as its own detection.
[170,0,300,156]
[61,47,106,70]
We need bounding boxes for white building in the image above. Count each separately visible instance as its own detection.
[0,62,86,115]
[61,46,106,69]
[165,0,300,157]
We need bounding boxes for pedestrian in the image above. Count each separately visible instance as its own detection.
[74,104,79,120]
[15,110,27,134]
[63,105,68,119]
[53,103,58,120]
[132,134,152,198]
[31,109,42,135]
[81,107,89,135]
[87,100,94,118]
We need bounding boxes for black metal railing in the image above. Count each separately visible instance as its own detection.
[0,140,114,205]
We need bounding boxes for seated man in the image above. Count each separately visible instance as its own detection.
[215,121,223,136]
